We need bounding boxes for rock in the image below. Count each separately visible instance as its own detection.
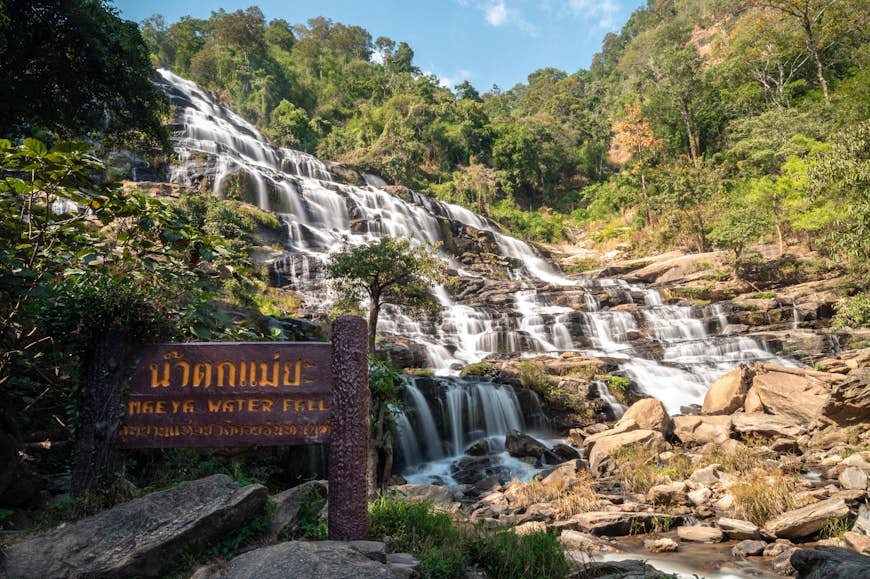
[764,539,795,558]
[843,453,870,471]
[505,430,550,459]
[519,502,555,523]
[552,443,581,461]
[270,480,328,538]
[514,521,547,535]
[854,504,870,535]
[703,366,752,415]
[586,429,667,474]
[539,459,586,489]
[673,415,732,445]
[648,481,688,505]
[771,438,801,454]
[677,525,724,543]
[718,517,761,540]
[581,559,671,578]
[750,369,831,424]
[844,531,870,555]
[572,511,683,536]
[772,547,798,575]
[690,464,722,486]
[822,368,870,425]
[644,537,679,553]
[391,484,454,506]
[688,487,712,506]
[464,439,490,456]
[731,412,805,439]
[732,539,767,558]
[839,467,869,490]
[714,494,735,510]
[197,541,396,579]
[0,474,267,578]
[744,386,765,413]
[764,497,850,539]
[349,540,388,563]
[617,398,673,435]
[558,530,616,552]
[790,546,870,578]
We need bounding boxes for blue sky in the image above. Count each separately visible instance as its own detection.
[113,0,646,91]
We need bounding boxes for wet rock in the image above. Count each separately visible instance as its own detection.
[195,541,396,579]
[673,415,732,446]
[839,467,869,490]
[703,365,752,415]
[505,430,550,459]
[1,474,267,578]
[677,525,723,543]
[772,547,798,575]
[718,517,761,540]
[271,480,328,538]
[644,538,679,553]
[790,546,870,579]
[732,539,767,558]
[582,559,672,578]
[617,398,673,435]
[552,443,581,461]
[764,497,850,539]
[764,539,795,558]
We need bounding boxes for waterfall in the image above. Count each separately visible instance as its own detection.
[156,69,803,424]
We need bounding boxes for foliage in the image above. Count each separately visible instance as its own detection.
[460,362,496,377]
[605,375,631,405]
[368,495,570,579]
[324,237,446,352]
[517,361,554,392]
[832,293,870,329]
[0,0,169,150]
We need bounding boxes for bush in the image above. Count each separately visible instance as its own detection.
[460,362,495,377]
[832,293,870,329]
[517,361,553,391]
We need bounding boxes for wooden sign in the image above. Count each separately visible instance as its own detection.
[118,342,334,448]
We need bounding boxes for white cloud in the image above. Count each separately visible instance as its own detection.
[485,1,509,26]
[564,0,620,29]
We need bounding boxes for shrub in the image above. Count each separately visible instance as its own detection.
[470,528,570,579]
[517,361,553,391]
[605,375,630,405]
[832,293,870,329]
[460,362,495,377]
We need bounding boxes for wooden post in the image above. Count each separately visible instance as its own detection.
[327,315,369,540]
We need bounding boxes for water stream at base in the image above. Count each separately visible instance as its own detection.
[156,69,802,481]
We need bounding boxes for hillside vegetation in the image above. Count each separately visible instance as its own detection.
[142,1,867,273]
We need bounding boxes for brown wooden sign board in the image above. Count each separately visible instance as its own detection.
[118,342,334,448]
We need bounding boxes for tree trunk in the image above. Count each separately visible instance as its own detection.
[70,325,136,496]
[367,298,379,356]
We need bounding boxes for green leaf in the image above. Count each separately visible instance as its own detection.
[22,138,47,156]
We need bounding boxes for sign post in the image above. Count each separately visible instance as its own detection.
[117,315,369,540]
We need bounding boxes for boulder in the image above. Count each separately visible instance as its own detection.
[647,482,688,505]
[617,398,672,435]
[391,484,454,506]
[690,464,722,486]
[732,540,767,558]
[572,511,683,536]
[790,546,870,579]
[718,517,761,540]
[854,504,870,535]
[270,480,328,538]
[505,430,550,459]
[194,540,396,579]
[772,547,798,575]
[581,559,671,578]
[644,538,679,553]
[822,368,870,425]
[677,525,723,543]
[731,412,805,439]
[586,429,667,474]
[672,415,732,445]
[703,366,751,415]
[764,540,795,558]
[1,475,267,578]
[688,487,712,506]
[750,369,830,424]
[558,529,616,552]
[744,386,765,413]
[540,459,586,489]
[844,531,870,555]
[839,467,869,491]
[763,497,850,539]
[552,443,581,461]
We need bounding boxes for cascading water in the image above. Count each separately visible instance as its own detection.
[155,70,802,480]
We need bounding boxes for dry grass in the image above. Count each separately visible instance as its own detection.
[505,473,599,518]
[610,444,696,494]
[730,469,797,525]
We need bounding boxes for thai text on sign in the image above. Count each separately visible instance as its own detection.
[118,342,333,448]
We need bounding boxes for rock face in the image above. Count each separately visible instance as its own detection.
[1,474,268,578]
[822,368,870,425]
[702,366,751,415]
[764,498,850,539]
[672,415,732,445]
[790,546,870,579]
[617,398,672,435]
[195,540,397,579]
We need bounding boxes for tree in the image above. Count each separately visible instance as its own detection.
[367,359,405,492]
[0,0,168,150]
[708,204,773,266]
[324,237,446,353]
[612,103,663,201]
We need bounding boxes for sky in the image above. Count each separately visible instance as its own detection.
[112,0,647,92]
